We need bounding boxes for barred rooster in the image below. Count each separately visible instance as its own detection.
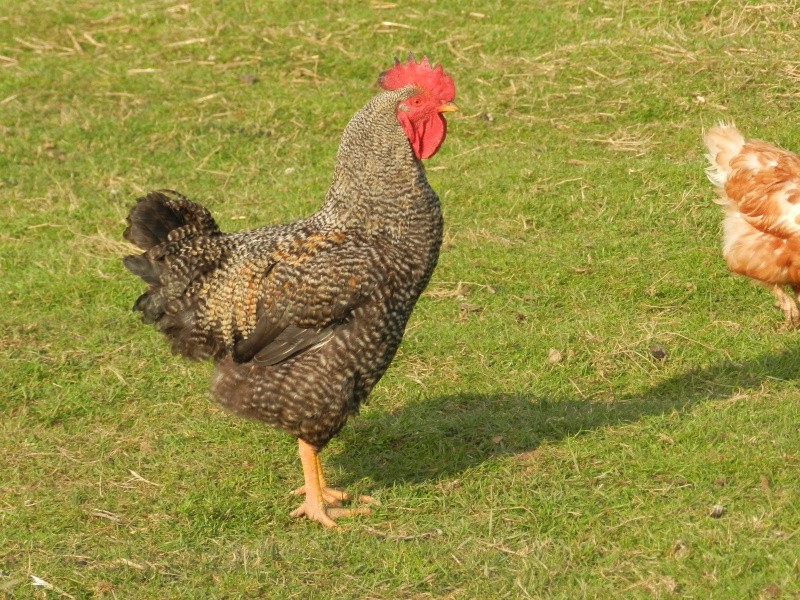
[704,124,800,327]
[123,57,457,527]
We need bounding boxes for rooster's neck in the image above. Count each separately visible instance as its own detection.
[318,87,441,240]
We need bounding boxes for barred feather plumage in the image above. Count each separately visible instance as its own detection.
[123,86,444,448]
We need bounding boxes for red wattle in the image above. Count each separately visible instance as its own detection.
[398,113,447,160]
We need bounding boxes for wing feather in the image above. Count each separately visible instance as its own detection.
[222,230,390,366]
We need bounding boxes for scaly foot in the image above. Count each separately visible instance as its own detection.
[291,438,378,528]
[291,484,378,507]
[289,501,371,528]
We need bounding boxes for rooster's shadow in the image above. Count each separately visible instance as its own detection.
[332,346,800,487]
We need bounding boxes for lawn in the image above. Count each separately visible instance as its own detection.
[2,0,799,598]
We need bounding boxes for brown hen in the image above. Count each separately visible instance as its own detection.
[704,124,800,326]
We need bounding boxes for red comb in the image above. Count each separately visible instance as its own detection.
[378,55,455,102]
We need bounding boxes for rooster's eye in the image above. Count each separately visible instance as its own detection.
[411,97,423,106]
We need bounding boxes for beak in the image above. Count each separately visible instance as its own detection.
[438,101,459,113]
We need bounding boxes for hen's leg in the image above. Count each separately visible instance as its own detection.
[791,285,800,320]
[289,439,373,527]
[772,284,800,327]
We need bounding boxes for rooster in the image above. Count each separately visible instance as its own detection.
[704,123,800,327]
[122,57,457,527]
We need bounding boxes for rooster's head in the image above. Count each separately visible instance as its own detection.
[378,55,457,160]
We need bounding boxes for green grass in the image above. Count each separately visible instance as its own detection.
[2,0,800,597]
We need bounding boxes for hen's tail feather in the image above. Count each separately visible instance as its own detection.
[123,190,226,360]
[703,123,745,190]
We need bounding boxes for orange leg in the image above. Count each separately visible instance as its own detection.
[289,439,376,528]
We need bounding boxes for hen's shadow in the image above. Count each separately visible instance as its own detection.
[334,346,800,486]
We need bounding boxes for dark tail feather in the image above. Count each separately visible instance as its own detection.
[132,291,162,324]
[122,254,160,285]
[123,189,220,251]
[122,190,223,354]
